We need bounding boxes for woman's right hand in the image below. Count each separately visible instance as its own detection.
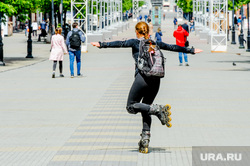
[91,42,100,47]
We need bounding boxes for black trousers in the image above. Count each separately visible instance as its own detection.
[126,73,160,131]
[53,61,63,73]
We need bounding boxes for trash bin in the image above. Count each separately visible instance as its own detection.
[8,22,13,36]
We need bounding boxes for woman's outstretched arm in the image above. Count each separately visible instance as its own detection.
[91,39,137,48]
[156,41,203,54]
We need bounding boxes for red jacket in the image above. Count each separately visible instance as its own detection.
[173,26,189,47]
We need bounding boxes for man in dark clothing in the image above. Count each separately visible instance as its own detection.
[182,20,190,48]
[234,15,238,27]
[182,20,189,33]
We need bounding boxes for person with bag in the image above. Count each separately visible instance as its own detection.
[91,21,202,153]
[66,22,86,78]
[49,27,68,78]
[173,24,190,66]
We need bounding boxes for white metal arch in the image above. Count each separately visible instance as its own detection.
[71,0,88,52]
[210,0,228,52]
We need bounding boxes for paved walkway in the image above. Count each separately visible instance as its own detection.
[0,12,250,166]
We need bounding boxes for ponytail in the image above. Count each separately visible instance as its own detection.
[55,27,62,35]
[135,22,149,39]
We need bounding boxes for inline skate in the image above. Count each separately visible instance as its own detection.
[149,104,172,127]
[138,131,150,153]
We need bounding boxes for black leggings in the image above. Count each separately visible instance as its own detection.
[126,73,160,131]
[53,61,63,73]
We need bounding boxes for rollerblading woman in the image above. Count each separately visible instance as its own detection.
[91,22,202,153]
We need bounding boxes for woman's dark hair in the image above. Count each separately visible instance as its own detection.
[72,22,78,28]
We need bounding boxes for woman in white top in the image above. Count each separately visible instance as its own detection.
[32,21,38,37]
[49,27,68,78]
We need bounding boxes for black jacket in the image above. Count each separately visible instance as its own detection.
[99,39,195,75]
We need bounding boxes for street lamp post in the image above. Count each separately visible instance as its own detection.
[239,6,245,49]
[231,0,236,44]
[51,0,55,35]
[246,3,250,52]
[26,12,33,58]
[0,12,5,66]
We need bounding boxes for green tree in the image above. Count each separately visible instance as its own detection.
[176,0,193,13]
[0,1,16,21]
[122,0,132,12]
[228,0,246,10]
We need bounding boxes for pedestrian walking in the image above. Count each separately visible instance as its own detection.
[38,20,47,42]
[173,24,190,66]
[147,15,151,23]
[139,14,142,21]
[49,27,68,78]
[173,17,178,29]
[182,20,190,47]
[163,13,166,21]
[155,27,162,42]
[237,16,242,25]
[234,15,238,27]
[182,20,189,33]
[190,19,195,32]
[32,21,38,37]
[66,22,86,78]
[91,21,202,154]
[144,14,148,22]
[25,21,28,36]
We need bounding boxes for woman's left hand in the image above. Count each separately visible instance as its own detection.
[194,48,203,54]
[91,42,100,47]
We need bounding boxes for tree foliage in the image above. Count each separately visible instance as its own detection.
[228,0,247,10]
[176,0,250,13]
[0,1,16,16]
[122,0,132,12]
[176,0,193,13]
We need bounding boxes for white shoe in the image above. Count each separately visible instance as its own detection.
[179,63,183,66]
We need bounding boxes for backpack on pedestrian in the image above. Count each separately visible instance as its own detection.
[138,39,165,78]
[69,30,81,49]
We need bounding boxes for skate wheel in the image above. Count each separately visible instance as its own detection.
[165,104,171,110]
[167,110,172,116]
[166,122,172,128]
[168,116,172,122]
[139,148,148,153]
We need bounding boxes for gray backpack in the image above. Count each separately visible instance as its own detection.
[138,39,165,78]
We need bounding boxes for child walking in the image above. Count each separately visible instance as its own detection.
[91,22,202,153]
[49,27,68,78]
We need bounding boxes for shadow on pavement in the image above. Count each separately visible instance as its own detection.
[4,57,42,64]
[129,147,171,154]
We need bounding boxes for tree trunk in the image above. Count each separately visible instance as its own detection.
[63,10,66,26]
[58,11,61,27]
